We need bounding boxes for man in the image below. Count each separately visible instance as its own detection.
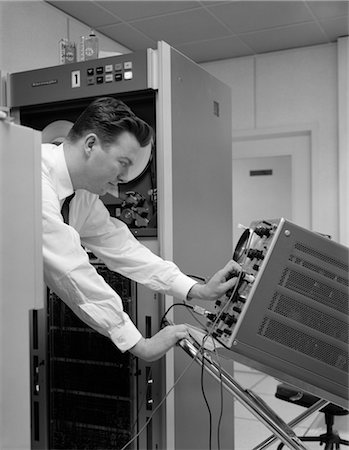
[42,96,240,362]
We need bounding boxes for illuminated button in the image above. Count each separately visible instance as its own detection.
[96,66,104,74]
[105,64,113,73]
[124,71,133,80]
[124,61,132,69]
[115,63,122,71]
[87,76,95,85]
[115,73,123,81]
[87,68,94,76]
[96,76,104,84]
[105,73,113,83]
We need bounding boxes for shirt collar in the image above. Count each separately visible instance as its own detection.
[56,143,74,201]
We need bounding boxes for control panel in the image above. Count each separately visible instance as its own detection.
[206,219,280,348]
[8,51,150,108]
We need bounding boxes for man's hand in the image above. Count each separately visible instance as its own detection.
[128,324,189,361]
[187,259,241,301]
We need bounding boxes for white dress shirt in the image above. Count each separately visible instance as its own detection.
[42,143,196,352]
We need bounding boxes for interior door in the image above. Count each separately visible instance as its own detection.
[232,155,292,247]
[232,130,312,249]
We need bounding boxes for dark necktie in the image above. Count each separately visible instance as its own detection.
[61,193,75,224]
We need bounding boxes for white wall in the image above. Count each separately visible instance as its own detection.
[202,43,343,243]
[0,0,130,74]
[1,1,344,244]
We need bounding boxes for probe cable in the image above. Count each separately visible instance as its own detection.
[120,238,256,450]
[200,333,213,450]
[119,303,202,450]
[212,334,224,450]
[187,232,257,449]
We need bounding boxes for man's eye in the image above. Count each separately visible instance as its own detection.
[120,160,128,167]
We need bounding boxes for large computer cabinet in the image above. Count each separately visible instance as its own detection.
[7,41,233,449]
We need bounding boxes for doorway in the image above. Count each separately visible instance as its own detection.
[232,128,312,248]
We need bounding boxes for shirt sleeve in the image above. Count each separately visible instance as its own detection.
[77,195,197,300]
[42,176,142,352]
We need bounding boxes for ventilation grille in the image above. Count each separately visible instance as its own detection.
[279,268,348,315]
[289,254,348,288]
[269,293,348,344]
[258,318,348,372]
[294,242,348,273]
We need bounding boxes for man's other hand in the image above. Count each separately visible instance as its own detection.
[129,324,189,361]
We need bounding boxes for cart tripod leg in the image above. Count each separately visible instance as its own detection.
[178,337,328,450]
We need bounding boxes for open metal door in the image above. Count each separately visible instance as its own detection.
[0,119,44,450]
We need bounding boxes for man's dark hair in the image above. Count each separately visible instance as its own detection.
[67,97,153,147]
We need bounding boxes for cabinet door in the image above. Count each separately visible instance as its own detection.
[0,121,43,450]
[157,42,233,450]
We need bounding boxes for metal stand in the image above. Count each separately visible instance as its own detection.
[178,336,329,450]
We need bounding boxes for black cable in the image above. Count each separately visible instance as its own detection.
[200,334,212,450]
[213,338,224,450]
[160,302,194,328]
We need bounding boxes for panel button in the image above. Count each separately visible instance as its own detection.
[114,63,122,71]
[105,73,113,83]
[124,71,133,80]
[105,64,113,73]
[96,76,104,84]
[115,73,123,82]
[96,66,104,74]
[87,76,95,85]
[124,61,132,69]
[87,68,94,76]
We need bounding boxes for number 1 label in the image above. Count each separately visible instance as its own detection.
[71,70,81,88]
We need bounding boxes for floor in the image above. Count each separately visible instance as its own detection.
[233,362,349,450]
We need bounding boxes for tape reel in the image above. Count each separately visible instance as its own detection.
[125,142,152,183]
[42,120,73,145]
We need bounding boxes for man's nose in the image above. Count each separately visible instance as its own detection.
[117,168,129,184]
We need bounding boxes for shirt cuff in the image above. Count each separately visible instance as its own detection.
[109,318,143,353]
[170,273,198,300]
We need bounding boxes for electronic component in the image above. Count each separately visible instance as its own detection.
[207,220,276,347]
[48,268,136,449]
[206,218,348,408]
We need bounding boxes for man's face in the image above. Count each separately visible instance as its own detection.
[84,131,144,196]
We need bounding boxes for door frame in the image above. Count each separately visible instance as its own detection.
[232,123,318,234]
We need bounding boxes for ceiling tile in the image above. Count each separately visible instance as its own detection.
[47,0,120,27]
[97,22,156,50]
[208,1,314,33]
[129,8,230,45]
[306,1,349,19]
[45,0,349,63]
[200,1,230,5]
[177,36,254,63]
[319,17,349,41]
[239,23,329,54]
[96,0,200,21]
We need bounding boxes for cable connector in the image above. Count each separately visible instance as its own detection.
[193,305,207,316]
[192,305,217,322]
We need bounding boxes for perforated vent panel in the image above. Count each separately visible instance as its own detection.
[269,293,348,344]
[294,242,348,272]
[289,254,348,288]
[279,268,348,315]
[258,318,348,372]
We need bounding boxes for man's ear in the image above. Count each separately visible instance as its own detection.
[84,134,98,157]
